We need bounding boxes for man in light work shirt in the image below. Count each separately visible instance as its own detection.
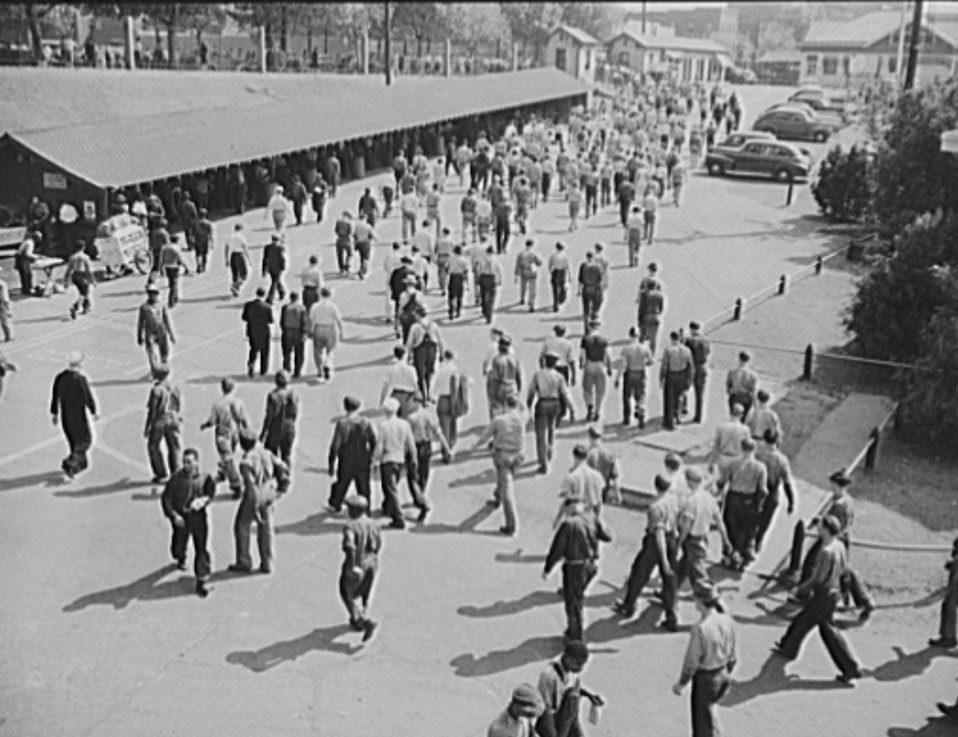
[405,397,451,523]
[718,437,767,571]
[676,467,731,596]
[708,404,750,476]
[514,238,543,312]
[660,331,693,431]
[137,283,175,374]
[746,389,782,442]
[308,287,344,381]
[548,241,571,312]
[380,345,419,418]
[726,351,758,419]
[586,424,620,505]
[474,394,526,536]
[375,397,422,529]
[526,351,573,474]
[755,429,795,552]
[616,326,653,428]
[554,444,604,527]
[476,244,504,324]
[200,377,248,498]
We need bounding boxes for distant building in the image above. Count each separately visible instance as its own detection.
[607,29,731,83]
[799,11,958,86]
[626,6,738,47]
[545,24,602,85]
[755,49,802,86]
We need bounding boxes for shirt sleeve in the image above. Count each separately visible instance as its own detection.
[679,626,704,685]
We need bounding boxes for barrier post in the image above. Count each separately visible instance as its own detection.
[815,255,824,275]
[864,427,881,470]
[786,179,794,206]
[778,274,787,295]
[733,297,744,321]
[802,344,814,381]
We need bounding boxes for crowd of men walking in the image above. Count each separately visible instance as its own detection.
[6,76,915,737]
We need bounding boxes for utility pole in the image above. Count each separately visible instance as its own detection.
[642,0,647,34]
[895,1,909,85]
[384,0,391,86]
[904,0,923,89]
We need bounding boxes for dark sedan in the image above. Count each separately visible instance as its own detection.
[752,108,834,142]
[705,140,811,181]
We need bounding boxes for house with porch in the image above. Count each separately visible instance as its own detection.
[606,29,731,83]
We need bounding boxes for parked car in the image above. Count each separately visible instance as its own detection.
[789,91,848,118]
[705,140,811,181]
[725,66,757,84]
[790,85,826,100]
[753,108,834,142]
[709,131,777,156]
[764,102,844,129]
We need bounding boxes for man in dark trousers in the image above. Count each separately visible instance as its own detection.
[577,251,604,330]
[543,495,599,642]
[261,234,287,305]
[259,370,298,473]
[157,235,190,308]
[660,331,693,431]
[684,321,711,424]
[179,192,198,250]
[241,287,273,378]
[144,363,183,484]
[405,307,442,402]
[773,514,864,683]
[137,284,176,375]
[328,395,378,512]
[279,291,307,378]
[290,174,308,226]
[930,536,958,649]
[51,352,98,480]
[754,429,795,553]
[192,208,213,273]
[614,473,679,630]
[339,492,381,642]
[160,447,215,597]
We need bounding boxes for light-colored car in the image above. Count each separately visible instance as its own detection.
[765,102,844,129]
[705,140,812,181]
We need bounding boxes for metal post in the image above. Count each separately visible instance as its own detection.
[904,0,923,90]
[361,27,369,74]
[258,26,266,73]
[864,427,881,470]
[778,274,787,295]
[384,1,392,86]
[444,38,451,77]
[512,42,519,72]
[802,344,814,381]
[895,0,909,85]
[815,255,823,274]
[123,15,135,70]
[786,179,794,206]
[733,297,744,321]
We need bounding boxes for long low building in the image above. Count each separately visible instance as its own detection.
[0,66,589,231]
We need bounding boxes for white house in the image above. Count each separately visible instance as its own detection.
[545,24,602,85]
[799,11,958,86]
[606,29,731,83]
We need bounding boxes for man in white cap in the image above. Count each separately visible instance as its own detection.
[487,683,544,737]
[137,283,176,375]
[339,492,381,642]
[266,185,290,235]
[375,397,422,529]
[50,352,98,479]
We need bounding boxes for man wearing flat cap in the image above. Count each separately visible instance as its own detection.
[787,470,874,620]
[526,350,573,473]
[488,334,523,419]
[536,640,604,737]
[339,492,381,642]
[774,514,863,683]
[137,282,176,375]
[672,583,737,736]
[51,352,98,480]
[144,362,183,484]
[579,318,611,423]
[487,683,543,737]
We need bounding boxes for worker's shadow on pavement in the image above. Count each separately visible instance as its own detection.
[0,470,68,493]
[868,645,958,683]
[731,600,795,629]
[409,504,498,535]
[226,623,361,672]
[888,719,958,737]
[62,564,244,612]
[275,510,345,536]
[457,585,617,619]
[723,653,852,706]
[53,476,145,499]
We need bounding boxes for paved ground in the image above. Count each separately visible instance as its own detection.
[1,85,953,737]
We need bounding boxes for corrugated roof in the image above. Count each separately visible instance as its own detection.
[2,67,589,188]
[611,29,728,54]
[553,24,602,47]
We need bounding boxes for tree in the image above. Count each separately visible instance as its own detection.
[874,79,958,235]
[756,20,796,55]
[557,2,622,44]
[447,3,509,56]
[0,3,67,61]
[811,145,874,223]
[501,2,562,65]
[391,2,448,57]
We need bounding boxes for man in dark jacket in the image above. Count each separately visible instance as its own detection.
[50,351,98,479]
[259,370,297,472]
[328,395,378,511]
[543,496,599,641]
[192,208,213,274]
[241,287,273,377]
[290,175,308,226]
[279,291,308,378]
[261,234,287,305]
[160,447,216,596]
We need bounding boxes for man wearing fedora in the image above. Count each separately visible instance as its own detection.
[50,352,98,480]
[487,683,543,737]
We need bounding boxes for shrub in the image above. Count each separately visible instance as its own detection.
[811,145,874,222]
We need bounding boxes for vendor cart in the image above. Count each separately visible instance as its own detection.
[94,214,151,278]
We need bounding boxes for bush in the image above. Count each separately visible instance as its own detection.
[811,145,874,222]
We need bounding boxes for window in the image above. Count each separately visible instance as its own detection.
[888,55,897,73]
[806,54,818,75]
[584,49,591,71]
[555,47,566,71]
[618,50,630,67]
[823,56,838,75]
[743,142,767,155]
[842,56,850,75]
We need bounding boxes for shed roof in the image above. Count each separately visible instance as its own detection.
[610,29,728,54]
[551,24,602,47]
[0,67,588,188]
[801,11,958,49]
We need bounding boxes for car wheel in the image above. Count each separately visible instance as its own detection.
[708,162,725,176]
[813,131,828,143]
[774,168,793,183]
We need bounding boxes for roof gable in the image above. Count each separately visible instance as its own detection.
[609,29,727,54]
[802,11,958,49]
[551,24,601,47]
